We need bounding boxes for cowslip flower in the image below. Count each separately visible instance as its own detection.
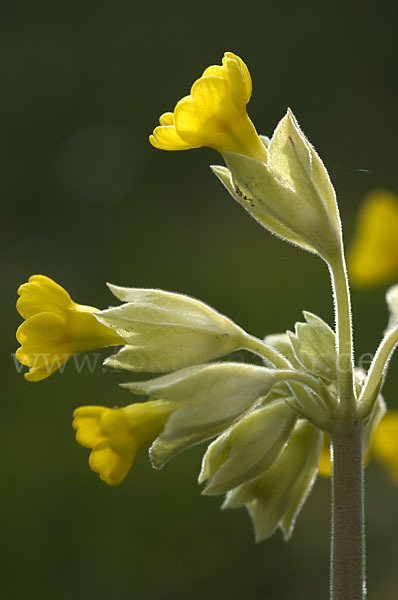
[73,400,175,485]
[348,190,398,287]
[318,411,398,480]
[150,52,268,162]
[16,275,123,381]
[97,284,248,373]
[73,361,325,490]
[150,52,342,262]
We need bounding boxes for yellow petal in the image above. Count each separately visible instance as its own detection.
[16,312,67,348]
[159,112,175,126]
[25,361,65,382]
[224,53,251,111]
[202,64,226,80]
[73,406,108,448]
[224,52,252,103]
[17,274,72,319]
[149,125,193,150]
[89,445,135,486]
[371,411,398,481]
[348,190,398,287]
[174,76,234,148]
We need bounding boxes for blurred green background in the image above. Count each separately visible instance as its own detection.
[1,0,397,598]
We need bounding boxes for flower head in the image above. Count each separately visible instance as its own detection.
[348,190,398,287]
[16,275,123,381]
[73,400,175,485]
[150,52,268,162]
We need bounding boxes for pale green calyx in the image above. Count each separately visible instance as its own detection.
[97,285,246,372]
[288,311,337,383]
[199,399,297,495]
[122,363,313,440]
[212,109,342,260]
[222,421,322,542]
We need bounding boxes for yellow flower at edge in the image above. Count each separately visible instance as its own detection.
[347,190,398,287]
[73,400,175,485]
[371,411,398,480]
[16,275,123,382]
[318,411,398,481]
[149,51,268,162]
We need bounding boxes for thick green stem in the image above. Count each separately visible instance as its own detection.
[331,426,365,600]
[328,252,356,420]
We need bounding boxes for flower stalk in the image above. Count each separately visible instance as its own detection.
[328,250,356,420]
[331,425,365,600]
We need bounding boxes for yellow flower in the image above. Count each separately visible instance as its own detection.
[318,412,398,480]
[73,400,175,485]
[149,52,268,162]
[16,275,123,382]
[371,411,398,480]
[347,190,398,287]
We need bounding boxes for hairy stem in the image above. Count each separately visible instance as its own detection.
[243,334,292,369]
[328,252,356,420]
[331,426,365,600]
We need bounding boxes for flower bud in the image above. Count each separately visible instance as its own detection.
[288,311,337,383]
[223,421,322,541]
[199,400,296,495]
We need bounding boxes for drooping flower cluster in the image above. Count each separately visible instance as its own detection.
[15,273,398,541]
[15,52,398,543]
